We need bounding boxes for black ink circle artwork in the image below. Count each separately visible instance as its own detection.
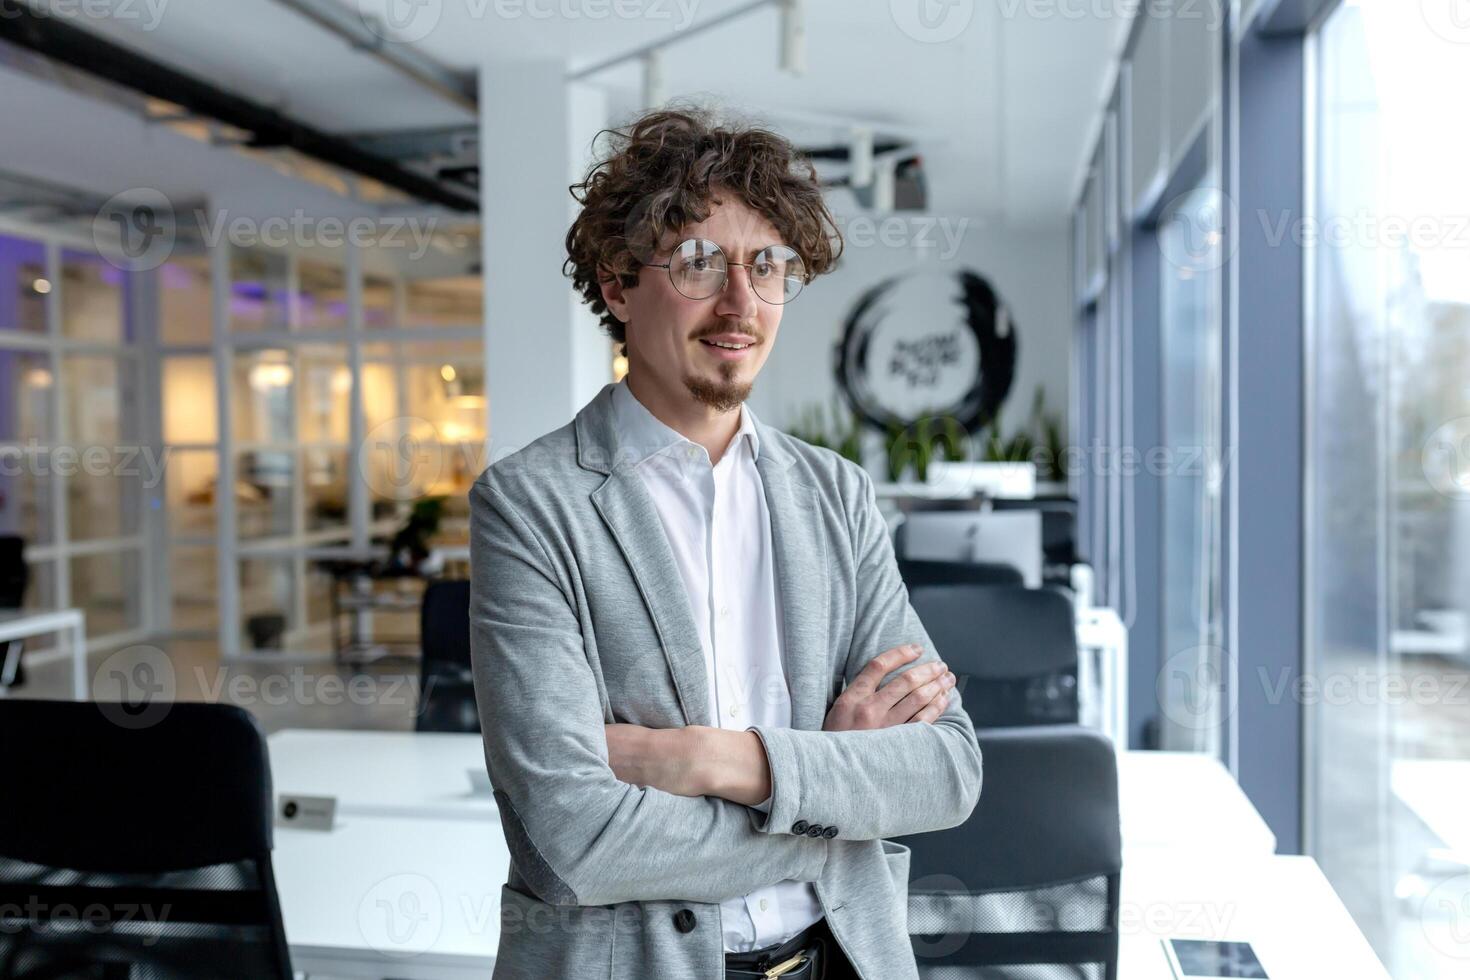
[833,269,1017,432]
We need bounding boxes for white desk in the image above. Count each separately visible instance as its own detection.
[1120,852,1390,978]
[267,729,496,821]
[0,608,87,699]
[1119,751,1277,857]
[275,815,503,979]
[1076,606,1128,749]
[1391,759,1470,857]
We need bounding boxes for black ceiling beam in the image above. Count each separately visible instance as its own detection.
[0,0,478,212]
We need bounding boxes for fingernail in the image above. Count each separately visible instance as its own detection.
[944,673,956,686]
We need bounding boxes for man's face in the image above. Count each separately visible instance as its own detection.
[602,190,788,413]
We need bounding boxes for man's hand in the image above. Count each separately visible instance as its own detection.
[605,724,771,806]
[823,643,956,732]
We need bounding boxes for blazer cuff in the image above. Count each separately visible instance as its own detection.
[746,725,804,835]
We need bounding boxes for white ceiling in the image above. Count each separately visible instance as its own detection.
[8,0,1134,226]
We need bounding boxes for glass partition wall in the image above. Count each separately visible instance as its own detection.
[158,225,484,659]
[1307,1,1470,974]
[0,231,148,660]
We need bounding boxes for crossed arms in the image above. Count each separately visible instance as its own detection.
[468,471,983,908]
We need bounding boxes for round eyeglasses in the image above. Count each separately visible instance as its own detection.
[644,239,808,305]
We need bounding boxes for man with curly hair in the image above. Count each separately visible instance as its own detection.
[469,106,982,979]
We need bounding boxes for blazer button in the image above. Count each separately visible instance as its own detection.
[673,908,697,933]
[805,824,824,838]
[792,820,809,835]
[822,826,839,839]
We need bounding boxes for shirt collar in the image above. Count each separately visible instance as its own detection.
[610,378,762,468]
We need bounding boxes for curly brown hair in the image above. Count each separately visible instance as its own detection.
[563,105,843,349]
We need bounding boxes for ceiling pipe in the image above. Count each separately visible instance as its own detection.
[0,0,477,212]
[267,0,477,113]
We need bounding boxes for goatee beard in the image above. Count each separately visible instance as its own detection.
[684,366,752,413]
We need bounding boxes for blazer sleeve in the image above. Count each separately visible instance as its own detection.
[747,465,983,842]
[468,478,828,907]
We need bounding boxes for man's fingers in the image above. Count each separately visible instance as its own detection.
[849,643,922,696]
[874,659,946,708]
[891,670,955,720]
[908,692,950,725]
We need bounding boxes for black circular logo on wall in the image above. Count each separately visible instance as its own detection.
[833,269,1017,432]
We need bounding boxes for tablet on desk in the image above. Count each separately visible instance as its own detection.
[1164,939,1269,979]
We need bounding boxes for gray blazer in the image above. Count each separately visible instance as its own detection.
[469,382,982,979]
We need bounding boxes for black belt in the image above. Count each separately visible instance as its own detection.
[723,919,827,979]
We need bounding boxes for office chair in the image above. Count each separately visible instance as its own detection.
[895,725,1122,980]
[900,557,1026,590]
[417,578,479,733]
[0,535,29,690]
[0,700,293,979]
[910,583,1079,727]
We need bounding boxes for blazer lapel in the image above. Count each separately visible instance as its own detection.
[758,455,831,733]
[580,388,711,728]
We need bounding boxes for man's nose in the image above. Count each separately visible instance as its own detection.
[716,262,760,318]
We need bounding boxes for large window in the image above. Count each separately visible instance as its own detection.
[1157,184,1226,754]
[1308,3,1470,975]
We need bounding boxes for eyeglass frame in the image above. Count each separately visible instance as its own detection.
[642,238,809,305]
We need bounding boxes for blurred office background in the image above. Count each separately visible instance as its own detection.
[0,0,1466,976]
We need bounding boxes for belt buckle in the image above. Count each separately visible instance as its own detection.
[763,952,809,978]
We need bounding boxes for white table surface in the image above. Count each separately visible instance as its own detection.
[1119,750,1277,857]
[1391,759,1470,856]
[268,729,497,821]
[275,814,504,979]
[0,607,87,699]
[1120,852,1390,978]
[266,732,1279,860]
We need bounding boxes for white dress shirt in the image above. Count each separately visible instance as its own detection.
[610,379,825,952]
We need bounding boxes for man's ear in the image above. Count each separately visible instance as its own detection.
[599,268,632,324]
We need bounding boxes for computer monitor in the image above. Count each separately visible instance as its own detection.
[897,510,1044,588]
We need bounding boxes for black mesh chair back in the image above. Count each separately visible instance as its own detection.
[895,725,1121,980]
[0,700,292,979]
[899,558,1026,590]
[910,583,1079,727]
[417,579,478,733]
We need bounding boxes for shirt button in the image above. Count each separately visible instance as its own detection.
[759,899,769,912]
[719,605,730,618]
[727,703,739,718]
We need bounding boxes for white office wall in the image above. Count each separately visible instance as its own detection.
[747,214,1072,449]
